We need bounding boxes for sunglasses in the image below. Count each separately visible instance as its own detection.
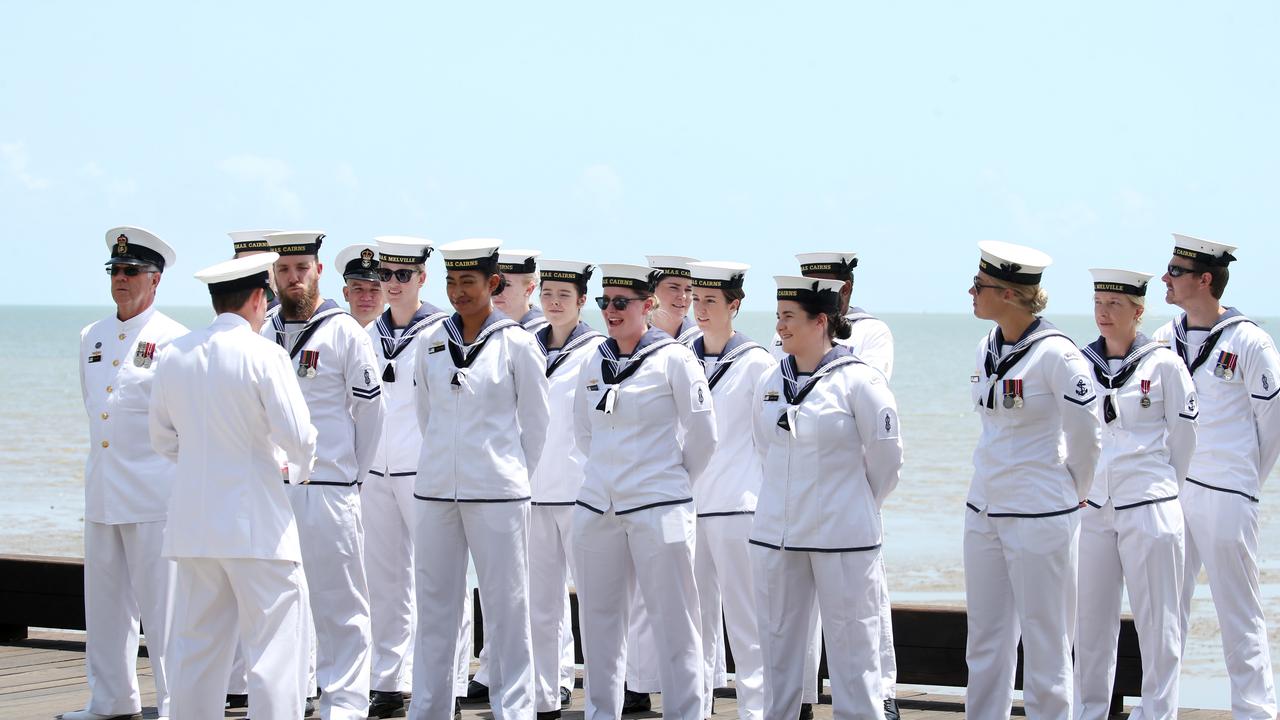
[1166,264,1200,278]
[972,276,1002,293]
[595,295,644,311]
[377,268,419,283]
[106,265,156,277]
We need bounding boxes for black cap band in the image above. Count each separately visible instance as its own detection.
[602,271,660,293]
[272,234,325,257]
[445,252,499,274]
[1093,281,1146,296]
[379,249,430,265]
[653,266,691,278]
[108,234,166,271]
[799,259,857,278]
[776,283,840,313]
[497,258,537,274]
[1173,246,1236,267]
[692,274,745,290]
[978,258,1042,285]
[208,270,270,295]
[541,269,592,285]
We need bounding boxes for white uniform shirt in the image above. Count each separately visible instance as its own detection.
[414,311,550,500]
[368,303,449,479]
[150,313,316,561]
[79,305,187,524]
[968,319,1102,515]
[771,308,894,381]
[691,333,775,516]
[672,316,704,346]
[1152,309,1280,500]
[574,328,717,514]
[1081,335,1198,508]
[750,346,903,551]
[530,322,606,504]
[263,299,385,486]
[520,306,550,334]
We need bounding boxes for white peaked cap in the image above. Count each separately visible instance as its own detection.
[795,252,858,276]
[645,255,699,277]
[440,238,503,269]
[195,252,279,293]
[105,226,176,270]
[689,261,750,289]
[1172,233,1238,266]
[977,241,1053,285]
[1088,268,1153,296]
[599,263,661,291]
[376,236,433,264]
[335,243,380,280]
[227,229,281,254]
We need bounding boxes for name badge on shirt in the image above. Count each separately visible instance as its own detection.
[298,350,319,378]
[763,390,779,402]
[133,341,156,368]
[428,342,446,354]
[87,350,102,363]
[1214,351,1237,380]
[587,379,600,391]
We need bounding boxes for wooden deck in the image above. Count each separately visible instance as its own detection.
[2,631,1231,720]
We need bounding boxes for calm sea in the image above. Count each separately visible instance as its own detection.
[2,305,1276,710]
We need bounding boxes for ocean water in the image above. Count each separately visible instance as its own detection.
[2,304,1277,710]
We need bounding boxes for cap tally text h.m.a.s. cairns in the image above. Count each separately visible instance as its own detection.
[265,231,325,258]
[645,255,699,279]
[540,259,595,286]
[599,263,662,293]
[774,275,844,314]
[497,249,541,274]
[690,261,750,290]
[977,240,1052,285]
[439,238,503,272]
[1172,233,1237,267]
[228,229,281,255]
[796,252,857,278]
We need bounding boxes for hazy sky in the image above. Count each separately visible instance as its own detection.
[3,2,1277,313]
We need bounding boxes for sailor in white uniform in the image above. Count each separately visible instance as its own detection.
[687,261,774,720]
[572,263,717,720]
[493,247,550,333]
[150,252,315,720]
[963,241,1101,720]
[68,227,186,720]
[336,243,386,328]
[263,231,386,720]
[647,254,704,346]
[1074,268,1197,720]
[1152,234,1280,720]
[524,260,607,718]
[411,239,550,720]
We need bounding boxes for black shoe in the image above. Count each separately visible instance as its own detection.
[537,712,562,720]
[226,693,249,709]
[453,699,462,720]
[462,680,490,704]
[304,695,318,718]
[621,689,651,714]
[797,702,814,720]
[368,690,406,718]
[883,697,900,720]
[560,686,572,707]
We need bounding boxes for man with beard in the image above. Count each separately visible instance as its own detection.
[336,243,385,328]
[264,230,385,720]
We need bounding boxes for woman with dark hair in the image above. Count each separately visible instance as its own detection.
[750,275,903,720]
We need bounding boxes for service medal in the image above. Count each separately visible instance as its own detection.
[1223,368,1233,380]
[298,350,320,378]
[1140,379,1152,408]
[1003,394,1015,409]
[1215,351,1238,381]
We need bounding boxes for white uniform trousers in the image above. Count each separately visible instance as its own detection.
[573,504,704,720]
[625,586,662,693]
[364,472,418,693]
[1075,499,1184,720]
[696,514,764,720]
[876,552,897,700]
[529,504,579,712]
[1178,483,1277,720]
[474,581,573,697]
[228,644,248,694]
[412,500,534,720]
[83,520,174,718]
[289,484,372,720]
[167,558,309,720]
[751,544,882,720]
[963,509,1079,720]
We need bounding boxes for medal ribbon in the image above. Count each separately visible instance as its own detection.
[1171,309,1252,376]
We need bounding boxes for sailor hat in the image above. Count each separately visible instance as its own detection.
[265,231,325,258]
[977,241,1053,285]
[774,275,844,313]
[1089,268,1153,296]
[645,255,699,279]
[440,238,503,272]
[105,226,176,272]
[228,229,281,255]
[376,236,433,265]
[1172,233,1237,267]
[539,259,595,286]
[795,252,858,278]
[599,263,662,292]
[195,252,279,295]
[335,243,380,282]
[497,249,541,274]
[690,261,750,290]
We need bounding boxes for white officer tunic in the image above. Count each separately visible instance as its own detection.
[1153,309,1280,719]
[527,321,605,713]
[411,311,550,720]
[151,312,316,720]
[963,319,1102,720]
[78,305,186,718]
[1074,335,1197,720]
[749,346,902,720]
[264,299,385,720]
[690,333,773,720]
[572,328,717,720]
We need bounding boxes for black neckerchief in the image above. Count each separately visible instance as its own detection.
[1172,308,1252,375]
[1082,333,1162,389]
[980,318,1070,409]
[694,332,767,390]
[777,345,861,433]
[538,321,605,377]
[375,302,448,382]
[272,299,346,358]
[442,311,519,386]
[595,327,677,413]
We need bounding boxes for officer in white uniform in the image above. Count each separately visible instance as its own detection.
[149,252,315,720]
[263,230,386,720]
[1152,234,1280,720]
[411,239,550,720]
[687,261,774,720]
[963,241,1102,720]
[572,263,717,720]
[750,275,902,720]
[336,243,386,329]
[1074,268,1197,720]
[68,227,186,720]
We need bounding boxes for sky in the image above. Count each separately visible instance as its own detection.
[2,2,1278,314]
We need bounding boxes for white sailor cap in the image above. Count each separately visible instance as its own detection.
[335,243,380,282]
[228,229,281,255]
[539,259,595,287]
[265,230,325,258]
[795,252,857,278]
[1172,233,1237,267]
[1089,268,1153,296]
[977,241,1053,285]
[497,248,541,274]
[599,263,662,292]
[376,236,433,265]
[774,275,844,313]
[106,226,176,272]
[195,252,279,295]
[645,255,699,279]
[690,261,750,290]
[440,238,503,272]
